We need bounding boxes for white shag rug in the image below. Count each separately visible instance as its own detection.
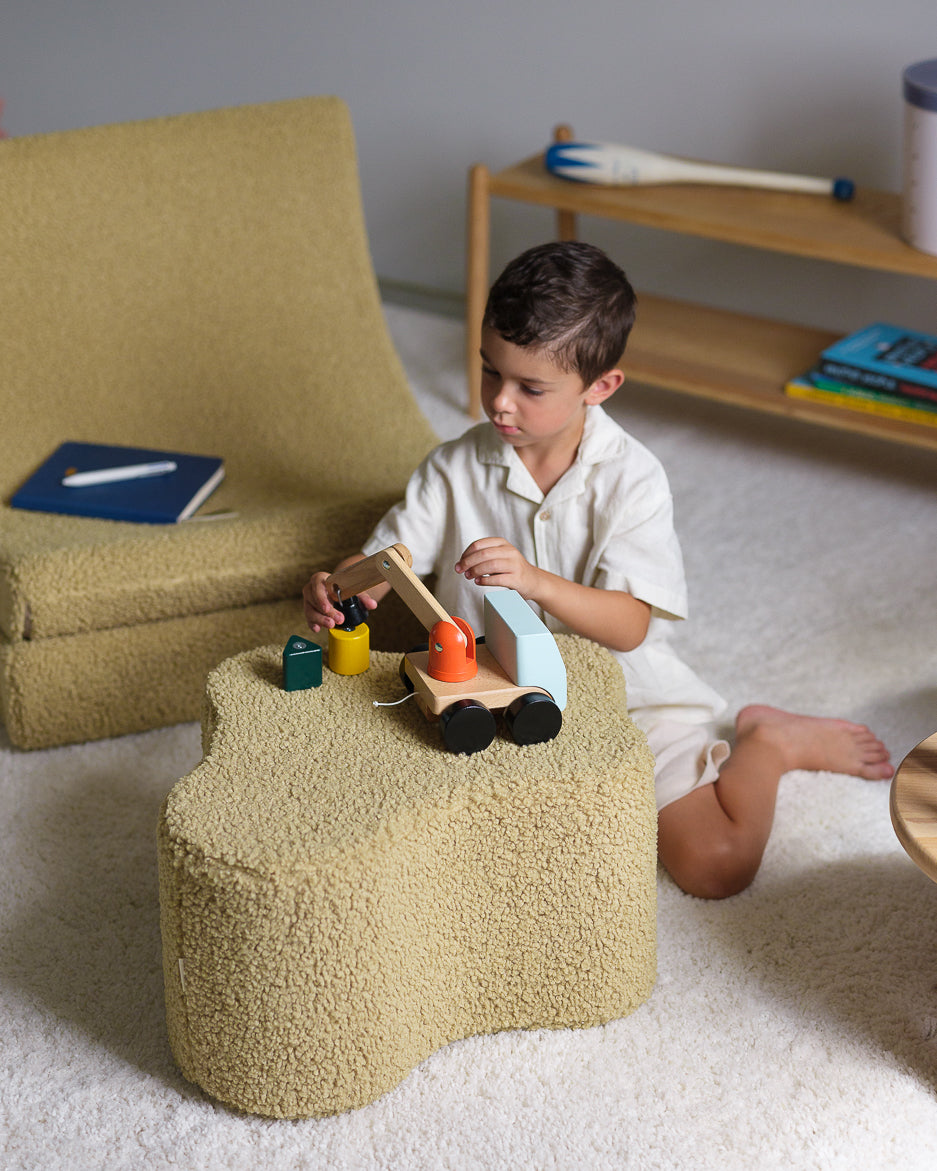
[4,302,937,1171]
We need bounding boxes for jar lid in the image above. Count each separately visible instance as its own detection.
[904,59,937,112]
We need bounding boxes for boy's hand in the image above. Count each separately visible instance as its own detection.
[457,536,652,653]
[302,571,344,632]
[455,537,536,597]
[302,570,379,633]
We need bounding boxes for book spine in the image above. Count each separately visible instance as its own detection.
[810,373,937,414]
[785,379,937,428]
[817,359,937,404]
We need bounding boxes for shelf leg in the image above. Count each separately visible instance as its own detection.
[552,123,578,241]
[466,162,491,419]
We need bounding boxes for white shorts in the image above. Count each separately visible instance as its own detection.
[639,718,731,812]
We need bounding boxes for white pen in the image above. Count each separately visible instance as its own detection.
[62,460,178,487]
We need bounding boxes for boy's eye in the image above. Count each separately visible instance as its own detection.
[522,385,544,397]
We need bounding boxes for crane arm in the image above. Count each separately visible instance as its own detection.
[326,544,452,633]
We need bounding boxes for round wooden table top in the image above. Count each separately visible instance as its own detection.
[891,732,937,882]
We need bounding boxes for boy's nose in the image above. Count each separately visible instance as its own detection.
[492,384,516,412]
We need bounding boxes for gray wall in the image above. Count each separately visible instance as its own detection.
[3,1,936,332]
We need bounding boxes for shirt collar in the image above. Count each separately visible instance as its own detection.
[474,405,622,504]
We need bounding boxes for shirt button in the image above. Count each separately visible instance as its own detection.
[539,509,552,522]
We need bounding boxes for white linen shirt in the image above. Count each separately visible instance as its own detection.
[362,405,725,724]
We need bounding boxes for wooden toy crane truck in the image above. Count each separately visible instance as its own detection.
[327,544,567,755]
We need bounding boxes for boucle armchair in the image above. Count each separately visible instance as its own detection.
[0,97,436,749]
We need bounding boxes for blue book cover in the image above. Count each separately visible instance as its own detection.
[821,323,937,392]
[10,441,225,524]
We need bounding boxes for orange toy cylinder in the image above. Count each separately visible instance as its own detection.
[428,618,477,682]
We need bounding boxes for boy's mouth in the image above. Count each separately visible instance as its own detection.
[491,418,521,436]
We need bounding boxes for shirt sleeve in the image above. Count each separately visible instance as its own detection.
[590,447,688,622]
[361,446,449,577]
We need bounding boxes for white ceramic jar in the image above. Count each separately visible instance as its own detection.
[903,58,937,256]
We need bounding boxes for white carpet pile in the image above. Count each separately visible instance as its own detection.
[4,303,937,1170]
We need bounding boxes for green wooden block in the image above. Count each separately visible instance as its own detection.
[282,636,323,691]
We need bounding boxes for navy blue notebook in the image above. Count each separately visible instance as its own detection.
[10,442,225,524]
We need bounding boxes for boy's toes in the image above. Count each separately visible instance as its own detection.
[857,732,894,780]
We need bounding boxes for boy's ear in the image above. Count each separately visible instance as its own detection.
[584,367,625,404]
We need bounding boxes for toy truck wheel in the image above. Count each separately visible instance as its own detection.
[504,692,562,746]
[439,699,496,755]
[399,644,427,692]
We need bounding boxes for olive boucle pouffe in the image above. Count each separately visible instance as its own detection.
[157,634,657,1119]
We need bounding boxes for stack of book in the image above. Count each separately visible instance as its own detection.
[785,322,937,429]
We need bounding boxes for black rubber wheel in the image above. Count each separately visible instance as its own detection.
[439,699,496,755]
[399,644,428,692]
[504,692,562,746]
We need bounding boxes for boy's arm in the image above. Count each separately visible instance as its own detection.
[526,571,651,652]
[456,538,651,653]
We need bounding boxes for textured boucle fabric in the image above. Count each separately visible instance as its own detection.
[0,96,436,748]
[158,635,657,1119]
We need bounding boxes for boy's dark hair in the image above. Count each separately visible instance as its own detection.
[483,241,636,387]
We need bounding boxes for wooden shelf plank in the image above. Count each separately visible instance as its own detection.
[628,294,937,452]
[490,154,937,280]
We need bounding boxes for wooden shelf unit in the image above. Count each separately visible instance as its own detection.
[465,141,937,451]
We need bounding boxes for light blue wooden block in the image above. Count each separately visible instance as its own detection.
[483,589,567,710]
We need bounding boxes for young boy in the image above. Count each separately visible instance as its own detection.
[303,242,893,900]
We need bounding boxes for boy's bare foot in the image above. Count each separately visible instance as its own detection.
[735,704,894,780]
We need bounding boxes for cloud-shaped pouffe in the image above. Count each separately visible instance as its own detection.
[158,635,657,1118]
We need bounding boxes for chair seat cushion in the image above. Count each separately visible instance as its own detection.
[0,486,399,641]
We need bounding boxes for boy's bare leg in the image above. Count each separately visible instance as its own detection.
[656,705,893,901]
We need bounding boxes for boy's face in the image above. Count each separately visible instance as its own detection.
[479,327,621,454]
